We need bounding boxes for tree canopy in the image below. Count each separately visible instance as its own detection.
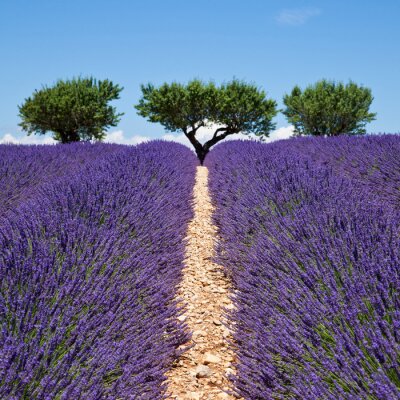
[18,77,124,143]
[135,79,277,163]
[282,80,376,136]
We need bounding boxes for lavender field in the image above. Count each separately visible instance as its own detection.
[0,142,197,399]
[0,136,399,399]
[206,136,400,399]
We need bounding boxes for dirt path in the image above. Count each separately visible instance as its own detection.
[166,166,238,400]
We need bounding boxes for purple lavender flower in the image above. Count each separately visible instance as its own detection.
[0,141,197,399]
[206,136,400,399]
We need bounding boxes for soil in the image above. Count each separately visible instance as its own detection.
[165,166,239,400]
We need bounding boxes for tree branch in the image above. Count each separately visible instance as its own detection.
[204,129,237,151]
[184,129,203,152]
[212,127,228,139]
[196,121,205,130]
[187,122,203,138]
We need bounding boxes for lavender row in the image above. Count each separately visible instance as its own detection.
[0,142,197,399]
[0,143,122,218]
[206,137,400,399]
[288,135,400,209]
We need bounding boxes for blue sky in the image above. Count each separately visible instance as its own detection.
[1,0,399,144]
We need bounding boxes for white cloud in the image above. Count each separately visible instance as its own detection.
[162,123,229,146]
[0,131,150,146]
[162,133,190,146]
[0,133,56,145]
[264,125,295,142]
[276,8,321,26]
[0,126,295,148]
[161,125,295,147]
[0,133,18,144]
[104,130,150,145]
[162,123,259,147]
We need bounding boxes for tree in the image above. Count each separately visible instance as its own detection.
[18,77,124,143]
[135,79,277,163]
[282,80,376,136]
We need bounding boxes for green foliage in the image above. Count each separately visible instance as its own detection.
[18,77,124,143]
[135,79,277,163]
[135,80,216,133]
[282,80,376,136]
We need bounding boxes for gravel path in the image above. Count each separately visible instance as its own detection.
[166,166,239,400]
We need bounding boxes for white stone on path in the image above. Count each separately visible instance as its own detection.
[165,166,240,399]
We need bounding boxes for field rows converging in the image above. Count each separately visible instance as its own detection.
[1,136,399,399]
[205,136,400,399]
[0,142,197,399]
[166,166,238,400]
[0,143,123,218]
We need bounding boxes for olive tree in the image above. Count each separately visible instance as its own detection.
[282,80,376,136]
[135,79,277,163]
[18,77,123,143]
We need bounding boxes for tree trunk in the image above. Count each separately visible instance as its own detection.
[185,128,236,165]
[60,131,80,143]
[69,131,80,142]
[196,147,208,165]
[185,131,208,165]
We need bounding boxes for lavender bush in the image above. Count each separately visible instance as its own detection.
[286,135,400,210]
[0,143,122,217]
[0,141,197,399]
[206,137,400,399]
